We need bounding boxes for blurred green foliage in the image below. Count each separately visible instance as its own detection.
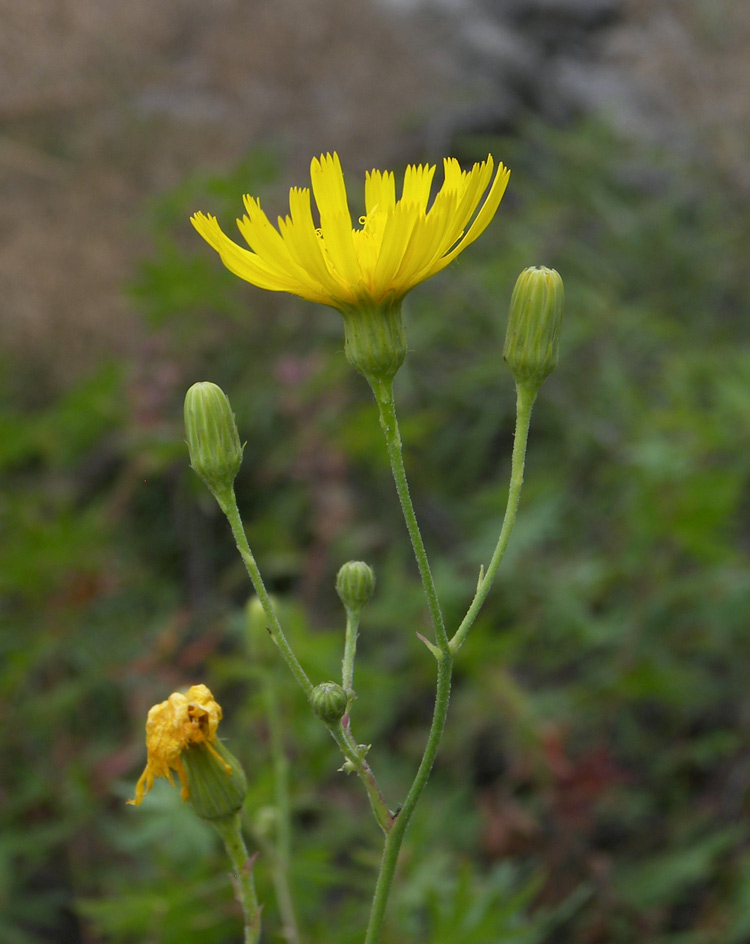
[2,119,750,943]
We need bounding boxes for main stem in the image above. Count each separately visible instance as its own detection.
[363,651,453,944]
[362,376,455,943]
[362,378,537,942]
[370,379,448,651]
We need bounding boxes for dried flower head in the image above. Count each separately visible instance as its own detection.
[128,684,229,806]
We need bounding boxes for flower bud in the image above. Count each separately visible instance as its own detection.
[336,561,376,613]
[310,682,348,724]
[184,382,243,496]
[503,267,564,392]
[181,739,248,821]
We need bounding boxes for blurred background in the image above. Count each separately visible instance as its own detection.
[2,1,750,942]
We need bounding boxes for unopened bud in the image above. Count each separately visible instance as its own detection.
[503,267,564,392]
[310,682,348,724]
[336,561,376,613]
[184,381,243,496]
[181,739,248,821]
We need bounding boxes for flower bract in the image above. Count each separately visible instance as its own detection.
[129,683,230,806]
[191,152,510,310]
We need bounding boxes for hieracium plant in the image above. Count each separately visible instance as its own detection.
[129,151,563,943]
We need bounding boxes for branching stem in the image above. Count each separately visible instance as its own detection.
[217,487,391,831]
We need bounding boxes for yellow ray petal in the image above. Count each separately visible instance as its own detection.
[372,203,418,293]
[237,196,308,278]
[278,188,341,296]
[439,159,510,267]
[400,163,436,213]
[191,152,509,310]
[310,154,362,286]
[191,213,313,295]
[365,169,396,216]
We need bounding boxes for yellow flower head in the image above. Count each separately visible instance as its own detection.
[128,683,230,807]
[190,152,510,310]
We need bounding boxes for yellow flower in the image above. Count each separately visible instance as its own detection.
[190,152,510,310]
[128,683,230,806]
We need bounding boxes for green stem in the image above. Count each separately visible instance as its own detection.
[264,678,302,944]
[362,381,537,941]
[213,813,261,944]
[450,382,536,654]
[364,651,454,944]
[335,719,394,833]
[218,488,313,698]
[369,379,448,652]
[360,377,459,943]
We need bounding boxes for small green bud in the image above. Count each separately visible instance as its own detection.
[503,267,564,391]
[310,682,348,724]
[184,381,243,496]
[181,739,248,821]
[339,300,407,385]
[336,561,376,613]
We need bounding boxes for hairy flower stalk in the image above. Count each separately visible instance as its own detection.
[336,560,376,697]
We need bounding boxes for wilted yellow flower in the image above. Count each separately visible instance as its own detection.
[190,152,510,311]
[129,683,229,806]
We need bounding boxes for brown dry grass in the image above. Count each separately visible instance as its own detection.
[0,0,449,390]
[610,0,750,188]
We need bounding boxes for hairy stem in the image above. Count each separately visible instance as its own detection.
[361,378,457,943]
[369,379,448,651]
[341,607,361,696]
[450,382,536,653]
[362,380,536,941]
[364,652,453,944]
[218,488,313,698]
[213,813,261,944]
